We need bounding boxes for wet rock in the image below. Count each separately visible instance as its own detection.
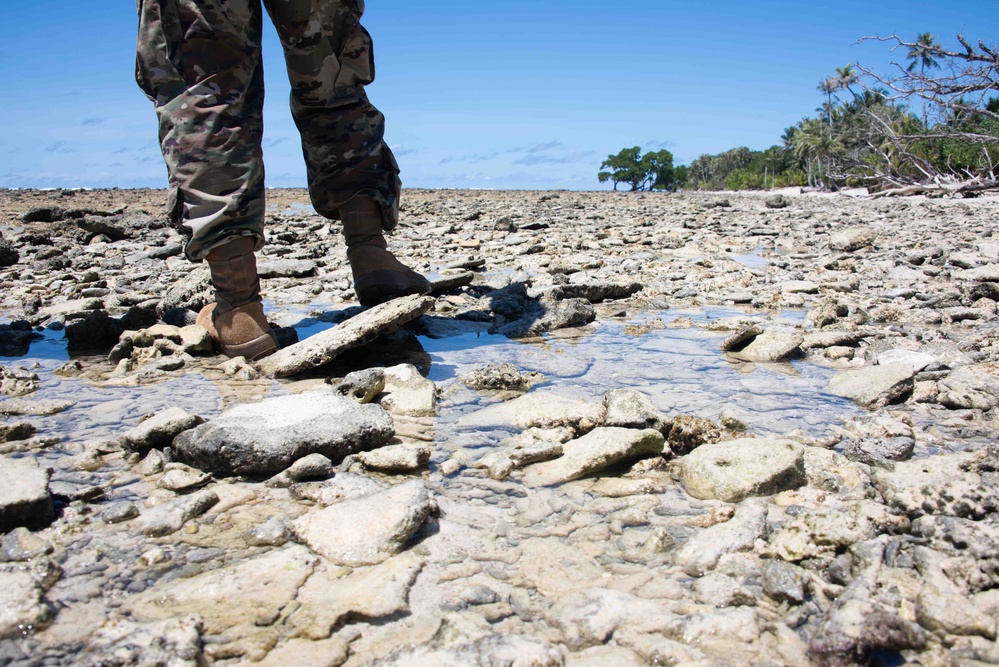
[551,282,644,303]
[667,415,721,456]
[0,323,38,356]
[842,437,914,465]
[459,363,542,392]
[762,560,806,604]
[357,442,432,472]
[331,368,385,403]
[100,502,140,524]
[244,516,291,547]
[725,329,803,362]
[495,297,595,338]
[125,545,317,655]
[826,362,917,407]
[522,427,664,487]
[429,270,475,294]
[289,552,424,639]
[174,391,394,477]
[258,295,434,378]
[0,456,53,532]
[459,391,605,434]
[120,407,204,454]
[83,616,204,667]
[602,388,670,433]
[0,527,52,562]
[692,572,758,608]
[0,366,39,397]
[0,571,51,639]
[0,421,35,443]
[291,480,433,566]
[379,364,437,417]
[286,453,333,481]
[157,464,211,492]
[675,438,806,502]
[674,499,767,577]
[546,587,677,651]
[476,427,572,480]
[290,471,389,506]
[134,489,219,537]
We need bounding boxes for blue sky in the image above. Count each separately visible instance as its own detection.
[1,1,997,190]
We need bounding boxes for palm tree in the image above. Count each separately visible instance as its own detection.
[906,32,941,127]
[818,77,839,127]
[836,65,859,101]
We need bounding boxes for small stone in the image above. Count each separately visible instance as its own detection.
[379,364,437,417]
[827,363,917,407]
[286,453,334,481]
[134,489,219,537]
[459,363,542,392]
[0,421,36,443]
[762,560,806,604]
[100,502,140,524]
[357,443,432,472]
[157,466,211,492]
[244,516,291,547]
[331,368,385,404]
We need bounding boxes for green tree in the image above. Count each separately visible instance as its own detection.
[641,149,676,190]
[818,76,839,126]
[598,146,645,191]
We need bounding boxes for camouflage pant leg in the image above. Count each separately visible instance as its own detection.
[135,0,266,260]
[264,0,401,231]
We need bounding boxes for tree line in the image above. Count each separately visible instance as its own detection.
[598,31,998,194]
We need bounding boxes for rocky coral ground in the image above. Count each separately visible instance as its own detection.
[0,187,998,666]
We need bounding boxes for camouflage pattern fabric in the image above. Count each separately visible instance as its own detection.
[135,0,400,260]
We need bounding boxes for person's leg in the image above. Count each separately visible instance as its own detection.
[265,0,430,306]
[136,0,277,358]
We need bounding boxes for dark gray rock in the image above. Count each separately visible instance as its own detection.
[174,391,395,476]
[0,238,18,267]
[765,194,789,209]
[158,265,213,314]
[762,560,806,604]
[495,297,595,338]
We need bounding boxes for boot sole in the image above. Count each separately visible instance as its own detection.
[218,331,279,361]
[354,270,431,307]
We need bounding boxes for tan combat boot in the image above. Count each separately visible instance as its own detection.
[341,197,430,307]
[195,236,278,361]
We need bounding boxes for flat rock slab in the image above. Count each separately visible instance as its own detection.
[459,392,605,433]
[292,480,433,566]
[522,427,665,487]
[125,545,317,635]
[675,438,806,502]
[134,489,219,537]
[257,295,435,378]
[827,362,916,407]
[174,392,394,477]
[120,407,204,454]
[0,456,53,532]
[0,571,50,639]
